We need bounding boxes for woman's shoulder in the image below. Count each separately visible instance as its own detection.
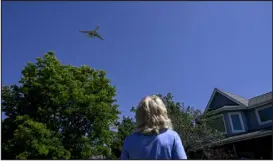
[125,129,179,139]
[159,129,181,140]
[125,132,140,140]
[163,129,179,136]
[123,132,143,145]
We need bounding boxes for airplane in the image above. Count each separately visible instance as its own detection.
[79,25,104,40]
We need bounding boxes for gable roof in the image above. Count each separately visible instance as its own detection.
[218,88,249,106]
[205,88,272,113]
[204,88,248,112]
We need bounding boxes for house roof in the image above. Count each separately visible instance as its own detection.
[218,88,249,106]
[190,130,272,151]
[204,88,248,112]
[217,129,272,145]
[248,91,272,106]
[205,88,272,113]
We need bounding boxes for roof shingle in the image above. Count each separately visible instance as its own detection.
[217,88,249,106]
[248,92,272,106]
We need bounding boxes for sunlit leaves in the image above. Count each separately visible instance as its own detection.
[2,52,120,159]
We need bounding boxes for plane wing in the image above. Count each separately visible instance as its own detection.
[94,32,104,40]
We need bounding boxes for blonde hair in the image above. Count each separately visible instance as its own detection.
[135,95,173,135]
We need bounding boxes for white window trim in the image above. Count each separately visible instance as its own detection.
[210,114,227,134]
[255,106,272,125]
[228,112,245,133]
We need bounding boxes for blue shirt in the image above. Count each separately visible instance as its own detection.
[120,129,187,159]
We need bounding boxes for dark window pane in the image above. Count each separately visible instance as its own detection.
[231,114,242,131]
[211,116,225,132]
[258,107,272,122]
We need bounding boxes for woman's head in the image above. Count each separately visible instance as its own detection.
[135,95,172,135]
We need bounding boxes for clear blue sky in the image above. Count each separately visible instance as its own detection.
[2,2,272,118]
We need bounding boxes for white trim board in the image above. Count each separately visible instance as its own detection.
[206,105,246,116]
[228,112,245,133]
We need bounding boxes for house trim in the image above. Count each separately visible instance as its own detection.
[218,129,272,145]
[189,130,272,151]
[206,100,271,116]
[255,105,272,125]
[204,88,247,113]
[209,114,227,134]
[228,112,245,133]
[206,106,247,116]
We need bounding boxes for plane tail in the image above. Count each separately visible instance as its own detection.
[95,25,100,31]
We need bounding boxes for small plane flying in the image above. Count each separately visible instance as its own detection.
[79,25,104,40]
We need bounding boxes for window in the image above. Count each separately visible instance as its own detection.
[255,106,272,125]
[228,112,245,133]
[209,115,226,133]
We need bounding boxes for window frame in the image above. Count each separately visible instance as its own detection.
[255,106,272,125]
[228,112,245,133]
[209,114,227,134]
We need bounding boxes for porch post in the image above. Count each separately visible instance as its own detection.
[233,144,238,159]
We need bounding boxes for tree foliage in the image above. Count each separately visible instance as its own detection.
[2,52,231,159]
[158,93,228,158]
[3,115,70,159]
[109,113,135,159]
[109,93,226,159]
[159,94,224,150]
[2,52,120,159]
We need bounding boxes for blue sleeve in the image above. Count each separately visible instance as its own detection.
[172,134,187,159]
[120,138,130,160]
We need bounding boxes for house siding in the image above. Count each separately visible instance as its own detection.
[205,88,272,141]
[222,111,249,137]
[209,92,239,110]
[240,111,249,132]
[217,104,272,137]
[228,111,249,136]
[222,112,232,136]
[245,104,272,132]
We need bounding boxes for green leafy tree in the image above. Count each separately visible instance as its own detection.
[4,115,70,159]
[109,114,135,159]
[2,52,120,159]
